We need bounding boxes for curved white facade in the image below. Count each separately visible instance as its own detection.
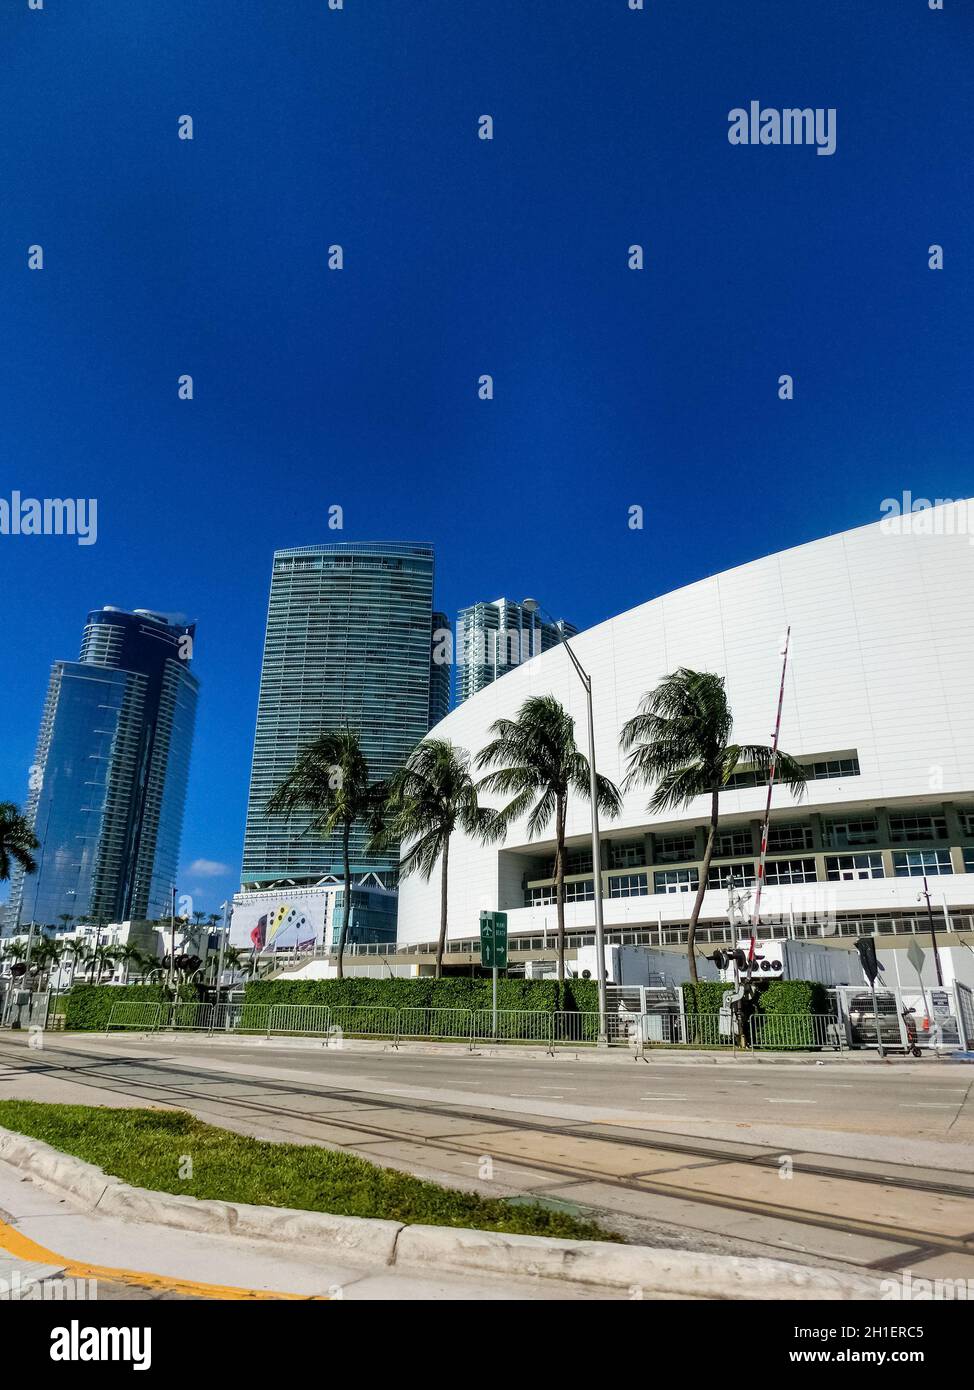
[398,503,974,947]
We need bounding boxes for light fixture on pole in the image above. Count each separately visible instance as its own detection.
[522,598,609,1045]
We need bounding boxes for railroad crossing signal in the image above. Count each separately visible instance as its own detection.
[479,911,508,969]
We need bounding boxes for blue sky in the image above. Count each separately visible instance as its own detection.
[1,0,971,917]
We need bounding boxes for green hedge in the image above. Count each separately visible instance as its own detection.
[680,981,735,1015]
[65,983,203,1032]
[756,979,829,1016]
[245,976,600,1016]
[680,979,829,1018]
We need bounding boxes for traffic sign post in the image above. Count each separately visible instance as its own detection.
[480,911,508,1037]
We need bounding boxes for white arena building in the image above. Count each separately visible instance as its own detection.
[397,503,974,960]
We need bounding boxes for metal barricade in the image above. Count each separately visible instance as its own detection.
[169,1002,214,1030]
[396,1007,474,1043]
[469,1009,554,1049]
[267,1003,332,1036]
[105,1001,164,1033]
[325,1005,400,1040]
[680,1012,739,1047]
[750,1013,845,1051]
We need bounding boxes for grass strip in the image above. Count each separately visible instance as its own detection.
[0,1100,616,1242]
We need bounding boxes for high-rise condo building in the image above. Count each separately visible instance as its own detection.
[455,598,577,706]
[4,607,199,933]
[241,542,449,891]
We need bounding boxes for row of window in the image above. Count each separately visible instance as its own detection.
[525,849,967,903]
[724,755,860,789]
[594,810,967,877]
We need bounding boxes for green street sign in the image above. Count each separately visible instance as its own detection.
[479,911,508,969]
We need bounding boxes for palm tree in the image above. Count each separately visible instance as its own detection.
[377,740,501,978]
[115,943,145,984]
[3,940,27,976]
[221,946,245,984]
[0,802,39,884]
[267,728,387,979]
[620,668,808,982]
[476,695,622,984]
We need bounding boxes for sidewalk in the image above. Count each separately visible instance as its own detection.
[95,1028,951,1068]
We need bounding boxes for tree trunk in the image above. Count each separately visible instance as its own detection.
[686,788,720,983]
[435,836,450,979]
[554,795,566,985]
[337,820,352,980]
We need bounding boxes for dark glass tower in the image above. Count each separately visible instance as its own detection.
[242,542,449,890]
[5,608,199,932]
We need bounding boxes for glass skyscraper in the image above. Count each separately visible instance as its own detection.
[455,598,577,705]
[241,542,450,890]
[5,608,199,933]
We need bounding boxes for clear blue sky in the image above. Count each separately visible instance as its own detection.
[1,1,971,918]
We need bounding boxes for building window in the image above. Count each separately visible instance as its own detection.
[888,814,948,844]
[653,868,699,894]
[964,848,974,873]
[715,828,752,858]
[825,853,885,881]
[653,833,695,864]
[824,816,879,849]
[609,841,644,870]
[767,823,813,852]
[892,849,953,877]
[805,756,860,780]
[526,886,555,906]
[547,851,592,877]
[725,754,859,789]
[960,811,974,838]
[565,879,594,903]
[609,873,648,898]
[764,858,817,885]
[707,861,755,889]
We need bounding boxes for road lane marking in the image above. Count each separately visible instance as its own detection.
[0,1217,326,1301]
[765,1099,816,1104]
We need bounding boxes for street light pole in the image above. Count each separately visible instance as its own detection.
[215,900,231,1008]
[919,876,944,987]
[522,599,609,1046]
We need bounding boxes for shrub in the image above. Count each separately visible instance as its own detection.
[65,983,203,1032]
[245,976,600,1016]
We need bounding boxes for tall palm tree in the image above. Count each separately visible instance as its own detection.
[267,728,386,979]
[476,695,622,984]
[620,668,807,982]
[377,740,501,978]
[0,802,39,884]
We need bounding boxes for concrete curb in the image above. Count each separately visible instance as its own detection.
[0,1125,884,1300]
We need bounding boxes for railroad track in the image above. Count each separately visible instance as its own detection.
[1,1037,972,1269]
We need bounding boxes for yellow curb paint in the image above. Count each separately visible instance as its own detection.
[0,1218,327,1301]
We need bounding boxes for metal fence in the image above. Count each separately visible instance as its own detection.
[93,999,868,1053]
[105,1001,164,1032]
[749,1012,845,1051]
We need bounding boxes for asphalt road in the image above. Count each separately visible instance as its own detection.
[1,1033,973,1284]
